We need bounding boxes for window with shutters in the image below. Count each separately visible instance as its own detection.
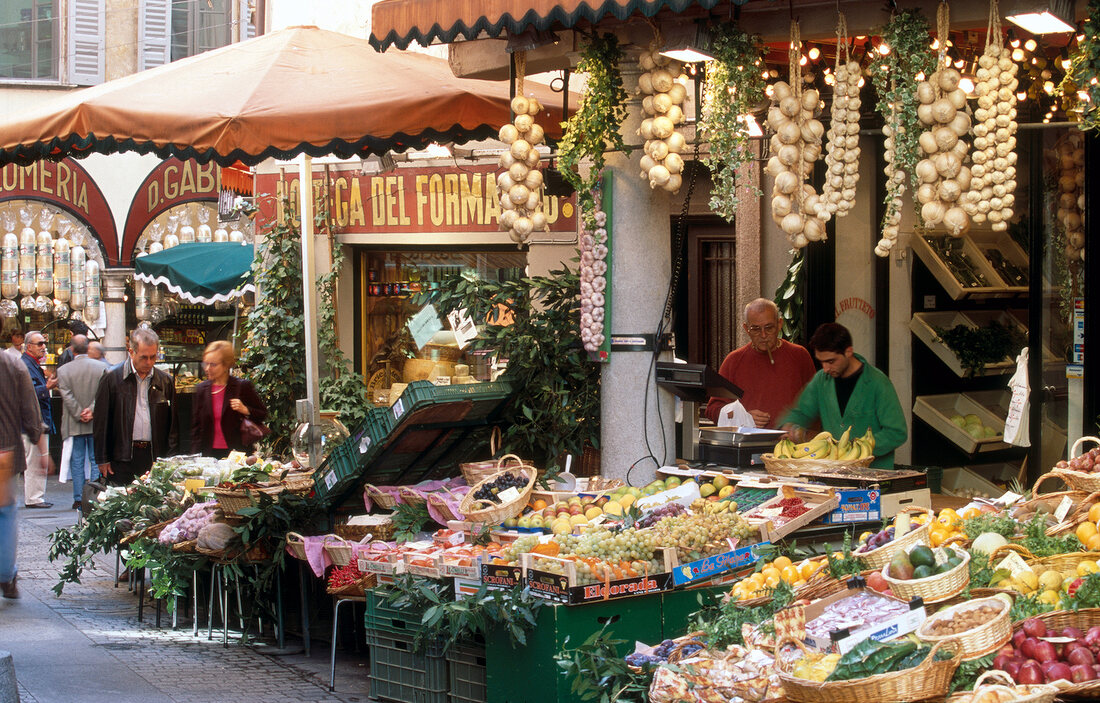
[171,0,239,61]
[0,0,59,81]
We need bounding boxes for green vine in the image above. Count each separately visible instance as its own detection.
[871,11,937,224]
[699,25,766,222]
[555,624,651,703]
[557,32,629,216]
[1061,0,1100,131]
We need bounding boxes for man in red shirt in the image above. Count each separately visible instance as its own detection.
[704,298,816,429]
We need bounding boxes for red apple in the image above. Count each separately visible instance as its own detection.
[1069,647,1096,667]
[1021,637,1040,660]
[1018,661,1044,684]
[1045,662,1073,683]
[1023,618,1048,638]
[1001,658,1023,680]
[1064,627,1085,639]
[1034,640,1058,663]
[1014,630,1028,649]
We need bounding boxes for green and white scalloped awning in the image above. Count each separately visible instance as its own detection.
[134,242,255,305]
[369,0,745,51]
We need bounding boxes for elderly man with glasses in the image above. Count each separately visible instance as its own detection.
[20,331,56,508]
[704,298,816,429]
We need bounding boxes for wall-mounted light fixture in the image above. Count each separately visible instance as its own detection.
[659,21,716,63]
[1005,0,1075,34]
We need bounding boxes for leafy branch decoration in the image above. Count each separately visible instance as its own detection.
[1062,0,1100,132]
[699,25,766,222]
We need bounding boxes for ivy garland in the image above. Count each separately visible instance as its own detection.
[870,11,937,223]
[1062,0,1100,131]
[557,32,629,219]
[699,25,766,222]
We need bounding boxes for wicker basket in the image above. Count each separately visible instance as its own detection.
[1054,436,1100,492]
[427,489,465,522]
[946,671,1058,703]
[282,470,315,495]
[1006,609,1100,698]
[460,427,507,485]
[196,541,270,563]
[363,483,398,510]
[882,545,971,604]
[776,636,961,703]
[665,631,708,664]
[286,531,307,560]
[399,486,426,506]
[761,453,874,478]
[172,539,198,554]
[458,462,537,525]
[988,544,1100,576]
[917,596,1011,660]
[326,572,377,596]
[322,535,356,567]
[212,484,283,516]
[334,518,396,542]
[856,507,933,570]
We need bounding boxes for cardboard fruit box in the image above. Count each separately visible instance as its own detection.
[739,485,839,543]
[520,549,676,604]
[913,392,1009,454]
[799,583,927,654]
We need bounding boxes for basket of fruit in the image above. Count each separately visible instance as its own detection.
[459,464,537,525]
[855,507,933,570]
[1054,437,1100,492]
[998,612,1100,695]
[776,635,961,703]
[763,429,876,478]
[882,544,971,603]
[987,544,1100,579]
[947,670,1057,703]
[917,596,1011,660]
[363,483,399,510]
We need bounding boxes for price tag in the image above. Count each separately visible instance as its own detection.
[447,307,478,350]
[994,491,1023,507]
[358,558,368,572]
[1055,495,1075,522]
[498,486,521,503]
[432,376,452,385]
[996,552,1032,579]
[324,471,337,490]
[537,533,556,544]
[358,436,372,454]
[407,304,443,350]
[392,398,405,419]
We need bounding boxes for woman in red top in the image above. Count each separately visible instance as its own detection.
[190,341,267,458]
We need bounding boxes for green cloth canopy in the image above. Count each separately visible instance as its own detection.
[133,242,255,305]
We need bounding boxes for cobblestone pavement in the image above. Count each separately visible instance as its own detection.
[0,482,372,703]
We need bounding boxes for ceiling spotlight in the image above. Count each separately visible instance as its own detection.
[1025,38,1038,52]
[1017,90,1028,100]
[808,45,821,61]
[1008,10,1075,36]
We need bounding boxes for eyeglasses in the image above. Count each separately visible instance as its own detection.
[28,341,46,346]
[746,324,778,336]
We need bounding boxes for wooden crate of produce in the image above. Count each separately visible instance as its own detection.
[910,311,1016,377]
[967,230,1029,293]
[913,393,1009,454]
[740,485,839,542]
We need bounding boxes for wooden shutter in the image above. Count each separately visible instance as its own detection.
[240,0,257,40]
[68,0,104,85]
[139,0,171,70]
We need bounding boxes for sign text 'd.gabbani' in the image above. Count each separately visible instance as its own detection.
[259,166,575,232]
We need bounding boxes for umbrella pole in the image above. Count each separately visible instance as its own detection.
[299,154,322,467]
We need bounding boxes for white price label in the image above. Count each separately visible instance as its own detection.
[324,471,337,490]
[358,558,368,572]
[393,399,405,419]
[996,552,1032,579]
[1055,495,1075,522]
[359,436,372,454]
[497,486,521,503]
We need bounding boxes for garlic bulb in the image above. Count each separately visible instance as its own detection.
[1056,131,1085,264]
[636,48,687,193]
[496,95,549,246]
[876,110,904,257]
[579,200,609,352]
[820,51,861,221]
[965,42,1018,229]
[766,76,826,248]
[915,66,970,237]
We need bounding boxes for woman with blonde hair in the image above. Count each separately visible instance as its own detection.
[190,340,267,457]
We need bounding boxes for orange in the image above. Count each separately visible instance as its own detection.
[1090,503,1100,524]
[764,574,781,588]
[1088,533,1100,552]
[799,560,820,580]
[772,556,793,571]
[532,499,548,511]
[961,507,982,521]
[781,565,800,583]
[929,527,948,547]
[1077,521,1098,545]
[762,566,782,581]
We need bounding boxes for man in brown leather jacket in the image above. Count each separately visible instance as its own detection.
[93,328,178,485]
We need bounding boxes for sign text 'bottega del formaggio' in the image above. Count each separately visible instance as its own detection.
[255,165,576,233]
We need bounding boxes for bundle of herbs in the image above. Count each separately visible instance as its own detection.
[934,320,1026,377]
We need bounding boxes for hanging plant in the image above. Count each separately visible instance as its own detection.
[557,32,629,216]
[699,24,765,222]
[1062,0,1100,131]
[871,10,937,257]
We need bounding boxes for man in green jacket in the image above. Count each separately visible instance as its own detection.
[780,323,907,468]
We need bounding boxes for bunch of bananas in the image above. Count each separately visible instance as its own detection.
[772,427,875,461]
[690,498,735,514]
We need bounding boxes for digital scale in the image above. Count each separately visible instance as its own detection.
[655,361,784,467]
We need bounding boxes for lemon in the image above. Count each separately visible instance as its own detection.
[1077,521,1099,545]
[618,493,636,509]
[1090,503,1100,524]
[1039,589,1061,605]
[1079,560,1100,577]
[1039,570,1065,591]
[772,556,793,570]
[1017,570,1039,593]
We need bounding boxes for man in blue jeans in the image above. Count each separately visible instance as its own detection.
[0,348,44,598]
[56,334,108,510]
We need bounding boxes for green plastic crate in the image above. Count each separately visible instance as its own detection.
[312,407,395,505]
[661,585,728,637]
[447,640,486,703]
[390,379,514,424]
[368,631,448,703]
[365,588,424,638]
[311,441,358,503]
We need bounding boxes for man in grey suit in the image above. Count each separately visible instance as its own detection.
[56,335,108,510]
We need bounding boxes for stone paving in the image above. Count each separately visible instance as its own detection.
[0,482,372,703]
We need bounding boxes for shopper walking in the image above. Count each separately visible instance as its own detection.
[4,327,24,361]
[0,350,44,598]
[93,328,178,485]
[21,330,55,508]
[191,341,267,458]
[56,334,108,510]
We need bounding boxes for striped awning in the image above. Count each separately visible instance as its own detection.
[370,0,745,51]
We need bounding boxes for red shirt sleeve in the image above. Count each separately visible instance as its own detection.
[704,351,739,422]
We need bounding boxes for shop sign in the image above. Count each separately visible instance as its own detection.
[0,158,117,263]
[120,158,220,266]
[820,489,882,524]
[480,563,522,590]
[525,569,673,604]
[671,542,769,587]
[255,165,576,234]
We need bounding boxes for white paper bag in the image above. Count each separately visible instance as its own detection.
[1004,347,1030,447]
[717,401,756,428]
